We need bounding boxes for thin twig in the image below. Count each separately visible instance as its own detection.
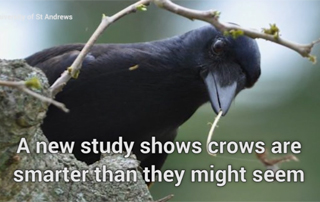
[256,150,299,167]
[155,194,174,202]
[0,80,69,112]
[49,0,320,98]
[153,0,319,59]
[0,80,24,88]
[312,38,320,46]
[22,88,69,113]
[49,0,151,97]
[206,110,223,157]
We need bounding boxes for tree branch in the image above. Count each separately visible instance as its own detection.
[49,0,151,97]
[0,59,152,201]
[49,0,320,100]
[153,0,319,61]
[155,194,174,202]
[0,79,69,112]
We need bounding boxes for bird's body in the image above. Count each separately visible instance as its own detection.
[26,26,261,174]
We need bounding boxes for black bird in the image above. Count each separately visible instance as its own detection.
[26,25,261,175]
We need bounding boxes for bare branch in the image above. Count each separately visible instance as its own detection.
[49,0,319,98]
[50,0,319,100]
[49,0,151,97]
[0,79,25,88]
[153,0,319,60]
[256,150,299,175]
[0,80,69,112]
[155,194,174,202]
[313,38,320,45]
[22,88,69,113]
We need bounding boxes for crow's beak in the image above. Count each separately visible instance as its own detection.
[201,71,237,116]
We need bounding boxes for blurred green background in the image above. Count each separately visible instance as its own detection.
[1,0,319,201]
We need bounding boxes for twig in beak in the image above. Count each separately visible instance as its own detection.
[206,110,223,157]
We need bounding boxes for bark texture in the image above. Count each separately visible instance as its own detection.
[0,59,152,202]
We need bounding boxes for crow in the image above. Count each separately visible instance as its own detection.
[26,25,261,176]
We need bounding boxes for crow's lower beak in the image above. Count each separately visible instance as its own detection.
[201,71,237,116]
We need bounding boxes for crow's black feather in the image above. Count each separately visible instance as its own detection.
[26,25,261,176]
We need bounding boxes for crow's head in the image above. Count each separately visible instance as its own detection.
[184,25,261,115]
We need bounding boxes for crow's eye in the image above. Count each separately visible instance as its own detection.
[211,39,226,55]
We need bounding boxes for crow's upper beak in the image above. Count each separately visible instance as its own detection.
[201,71,237,116]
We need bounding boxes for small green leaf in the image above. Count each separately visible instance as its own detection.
[229,29,244,39]
[72,70,80,79]
[223,30,230,36]
[136,4,147,11]
[67,67,72,74]
[224,29,244,39]
[25,77,41,89]
[67,67,80,79]
[213,11,221,18]
[262,23,280,39]
[308,55,317,64]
